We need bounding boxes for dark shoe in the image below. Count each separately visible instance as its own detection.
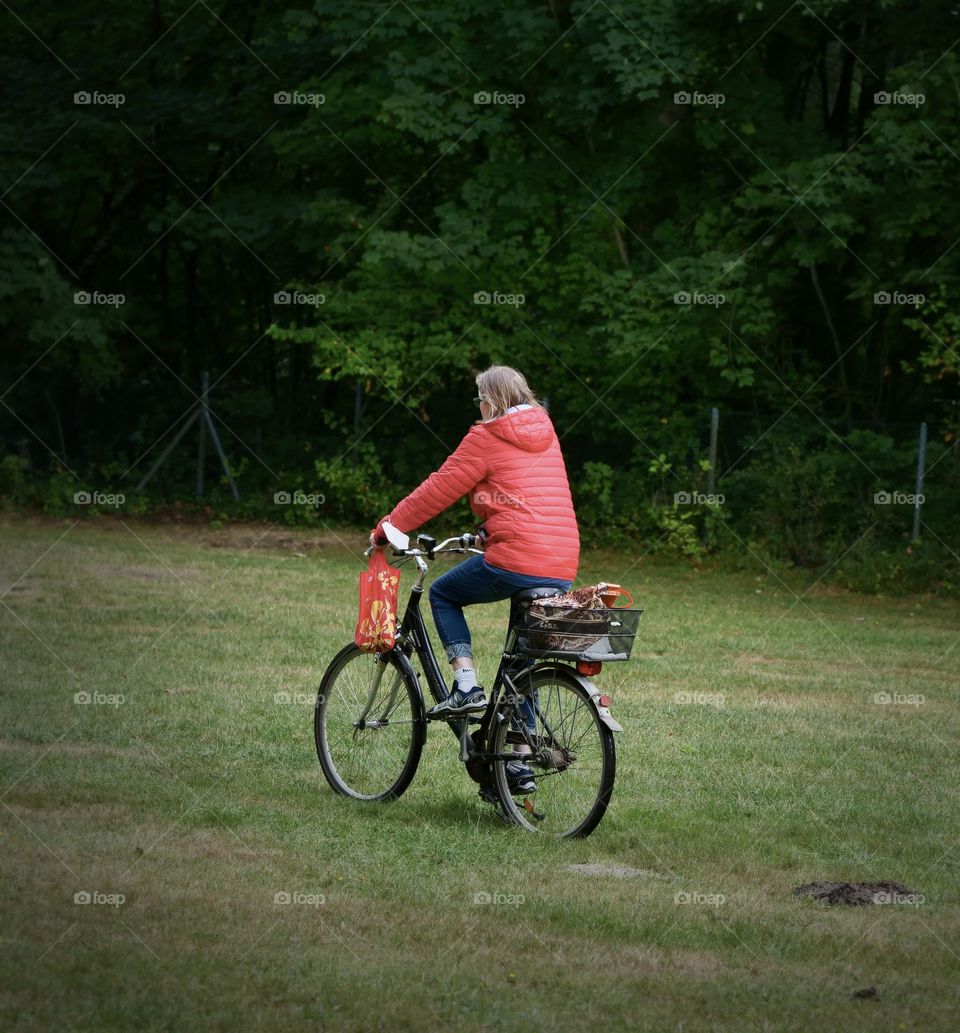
[427,686,487,719]
[505,759,536,794]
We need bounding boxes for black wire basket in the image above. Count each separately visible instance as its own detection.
[512,602,644,661]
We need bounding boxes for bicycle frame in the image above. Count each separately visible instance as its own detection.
[319,526,625,833]
[366,527,621,768]
[307,513,630,840]
[393,557,453,706]
[388,550,572,767]
[384,552,475,766]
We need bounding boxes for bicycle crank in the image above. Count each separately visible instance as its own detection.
[464,729,488,785]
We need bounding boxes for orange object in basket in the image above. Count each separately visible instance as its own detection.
[598,583,633,608]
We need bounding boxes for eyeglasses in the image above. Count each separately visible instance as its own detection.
[474,396,487,407]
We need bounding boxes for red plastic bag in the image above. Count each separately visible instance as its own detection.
[354,549,401,652]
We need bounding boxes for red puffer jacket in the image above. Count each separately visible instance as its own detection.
[374,407,579,580]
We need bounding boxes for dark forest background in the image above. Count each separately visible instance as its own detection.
[2,1,958,592]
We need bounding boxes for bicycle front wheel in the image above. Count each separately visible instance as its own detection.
[491,665,616,838]
[315,644,425,801]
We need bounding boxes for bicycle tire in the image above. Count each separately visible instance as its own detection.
[490,665,616,838]
[315,643,426,801]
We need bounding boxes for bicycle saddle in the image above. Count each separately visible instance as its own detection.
[512,586,566,603]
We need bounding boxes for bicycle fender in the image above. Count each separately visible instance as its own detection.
[533,663,623,733]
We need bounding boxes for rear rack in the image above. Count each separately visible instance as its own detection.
[510,602,644,662]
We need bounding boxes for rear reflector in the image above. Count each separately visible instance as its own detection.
[576,660,603,676]
[598,695,611,707]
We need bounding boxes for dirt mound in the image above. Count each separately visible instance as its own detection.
[793,880,918,906]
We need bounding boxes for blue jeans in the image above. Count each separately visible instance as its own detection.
[429,554,572,663]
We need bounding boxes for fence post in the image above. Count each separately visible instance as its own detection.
[912,421,927,540]
[134,369,238,499]
[196,371,207,496]
[707,407,719,496]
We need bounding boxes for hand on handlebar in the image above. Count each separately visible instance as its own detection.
[367,522,484,558]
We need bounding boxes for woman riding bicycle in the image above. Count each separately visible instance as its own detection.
[370,365,580,757]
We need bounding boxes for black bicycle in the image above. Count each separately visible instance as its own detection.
[314,526,642,838]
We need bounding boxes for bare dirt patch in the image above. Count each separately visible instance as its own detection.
[3,801,130,822]
[160,828,285,864]
[565,863,671,880]
[0,578,45,602]
[793,881,920,906]
[0,512,360,557]
[202,527,357,554]
[88,563,201,580]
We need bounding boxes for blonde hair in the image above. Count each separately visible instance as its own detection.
[475,366,541,419]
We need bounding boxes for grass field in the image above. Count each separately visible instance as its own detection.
[1,513,959,1032]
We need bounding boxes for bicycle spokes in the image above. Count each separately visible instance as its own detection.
[491,669,615,837]
[316,646,424,801]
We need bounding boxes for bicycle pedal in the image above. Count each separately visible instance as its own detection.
[428,710,481,723]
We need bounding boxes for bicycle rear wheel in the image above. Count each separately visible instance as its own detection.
[315,644,425,801]
[490,665,615,837]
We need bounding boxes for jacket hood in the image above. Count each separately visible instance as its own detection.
[481,407,555,453]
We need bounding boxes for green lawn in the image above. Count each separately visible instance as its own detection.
[1,514,958,1031]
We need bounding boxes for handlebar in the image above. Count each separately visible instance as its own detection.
[364,531,484,560]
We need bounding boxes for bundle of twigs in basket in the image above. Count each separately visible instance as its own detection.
[525,584,609,653]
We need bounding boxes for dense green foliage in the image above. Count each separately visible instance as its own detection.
[2,1,958,591]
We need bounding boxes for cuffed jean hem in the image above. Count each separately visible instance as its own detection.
[444,641,473,662]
